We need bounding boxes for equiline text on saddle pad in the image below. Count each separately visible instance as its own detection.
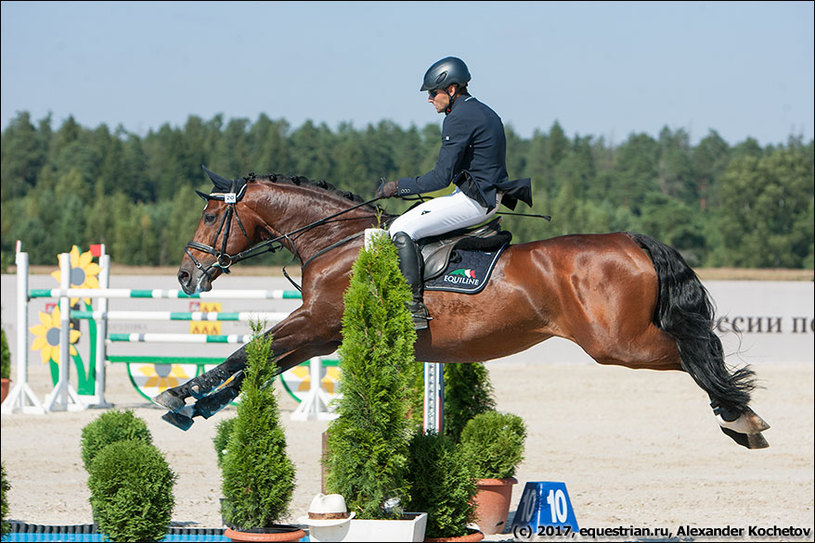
[424,241,509,294]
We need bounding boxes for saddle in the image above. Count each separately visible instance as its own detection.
[418,218,511,281]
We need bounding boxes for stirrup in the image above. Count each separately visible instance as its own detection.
[410,302,432,330]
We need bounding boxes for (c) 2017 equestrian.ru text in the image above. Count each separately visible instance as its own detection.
[512,524,813,540]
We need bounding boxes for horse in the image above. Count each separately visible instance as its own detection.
[153,167,770,449]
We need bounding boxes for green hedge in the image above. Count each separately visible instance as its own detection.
[87,440,176,542]
[220,325,295,529]
[406,431,476,538]
[80,409,153,472]
[460,411,527,479]
[324,232,416,519]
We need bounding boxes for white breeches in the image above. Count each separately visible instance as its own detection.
[388,189,499,240]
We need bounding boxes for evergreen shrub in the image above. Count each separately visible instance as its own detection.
[1,462,10,538]
[213,416,237,469]
[324,231,417,519]
[220,323,295,529]
[459,411,527,479]
[443,362,496,442]
[406,431,477,538]
[80,409,153,472]
[1,326,10,379]
[87,440,176,542]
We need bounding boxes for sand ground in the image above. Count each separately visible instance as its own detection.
[1,358,812,541]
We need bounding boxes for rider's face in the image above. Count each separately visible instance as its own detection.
[428,85,453,113]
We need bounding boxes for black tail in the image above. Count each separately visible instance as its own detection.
[628,233,755,415]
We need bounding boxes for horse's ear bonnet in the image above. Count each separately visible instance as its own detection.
[198,165,248,201]
[202,165,235,192]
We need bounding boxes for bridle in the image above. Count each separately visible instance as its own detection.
[184,179,384,291]
[184,179,262,283]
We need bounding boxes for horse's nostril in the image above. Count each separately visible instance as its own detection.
[178,270,189,284]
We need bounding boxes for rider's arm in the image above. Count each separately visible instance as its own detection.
[396,113,471,196]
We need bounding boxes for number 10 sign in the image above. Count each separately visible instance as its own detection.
[511,481,579,533]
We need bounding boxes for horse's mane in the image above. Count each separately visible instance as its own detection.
[246,172,372,207]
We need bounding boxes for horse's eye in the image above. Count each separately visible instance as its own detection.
[203,213,216,224]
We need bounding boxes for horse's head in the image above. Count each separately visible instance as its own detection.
[178,167,267,294]
[178,166,388,294]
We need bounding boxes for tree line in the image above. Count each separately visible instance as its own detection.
[1,111,812,270]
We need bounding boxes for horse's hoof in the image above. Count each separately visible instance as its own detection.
[153,389,186,412]
[719,427,769,449]
[161,410,195,431]
[716,407,771,435]
[747,431,770,449]
[743,407,771,432]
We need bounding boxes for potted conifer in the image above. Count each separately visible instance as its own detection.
[320,230,427,542]
[406,431,483,542]
[87,440,176,542]
[1,463,10,540]
[443,362,496,443]
[220,322,304,542]
[459,411,527,535]
[80,409,153,472]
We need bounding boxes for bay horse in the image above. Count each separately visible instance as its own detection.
[153,167,770,449]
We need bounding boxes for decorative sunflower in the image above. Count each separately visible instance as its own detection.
[29,306,82,365]
[138,364,193,391]
[50,245,101,305]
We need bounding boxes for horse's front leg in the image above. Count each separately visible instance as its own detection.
[154,304,341,429]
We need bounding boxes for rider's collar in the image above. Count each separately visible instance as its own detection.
[445,91,471,115]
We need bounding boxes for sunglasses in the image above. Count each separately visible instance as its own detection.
[428,89,445,98]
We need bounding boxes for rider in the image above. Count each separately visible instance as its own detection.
[376,56,532,330]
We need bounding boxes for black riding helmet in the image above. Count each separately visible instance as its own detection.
[420,56,471,91]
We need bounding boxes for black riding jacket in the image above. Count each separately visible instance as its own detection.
[397,93,531,210]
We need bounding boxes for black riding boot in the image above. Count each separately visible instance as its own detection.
[392,231,431,330]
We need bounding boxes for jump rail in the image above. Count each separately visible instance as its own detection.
[4,240,439,429]
[2,246,342,419]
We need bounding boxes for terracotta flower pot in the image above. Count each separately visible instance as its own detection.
[424,528,485,542]
[224,525,306,542]
[1,378,9,403]
[472,477,518,535]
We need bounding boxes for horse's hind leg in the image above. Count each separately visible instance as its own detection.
[576,325,771,449]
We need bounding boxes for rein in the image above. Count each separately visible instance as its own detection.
[185,185,384,291]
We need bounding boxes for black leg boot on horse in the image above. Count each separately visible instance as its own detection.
[392,231,431,330]
[152,355,245,412]
[161,370,246,431]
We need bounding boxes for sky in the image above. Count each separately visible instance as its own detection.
[1,1,813,147]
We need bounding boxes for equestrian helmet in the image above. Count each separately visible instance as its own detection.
[420,56,471,91]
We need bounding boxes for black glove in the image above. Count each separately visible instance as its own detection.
[375,179,398,199]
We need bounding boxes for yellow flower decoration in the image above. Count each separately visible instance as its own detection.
[50,245,101,305]
[139,365,192,392]
[289,364,340,394]
[30,306,82,365]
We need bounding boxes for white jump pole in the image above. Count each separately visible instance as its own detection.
[423,362,444,433]
[290,356,338,421]
[1,246,46,414]
[88,250,112,408]
[44,253,84,412]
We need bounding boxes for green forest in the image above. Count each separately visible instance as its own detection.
[1,110,813,270]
